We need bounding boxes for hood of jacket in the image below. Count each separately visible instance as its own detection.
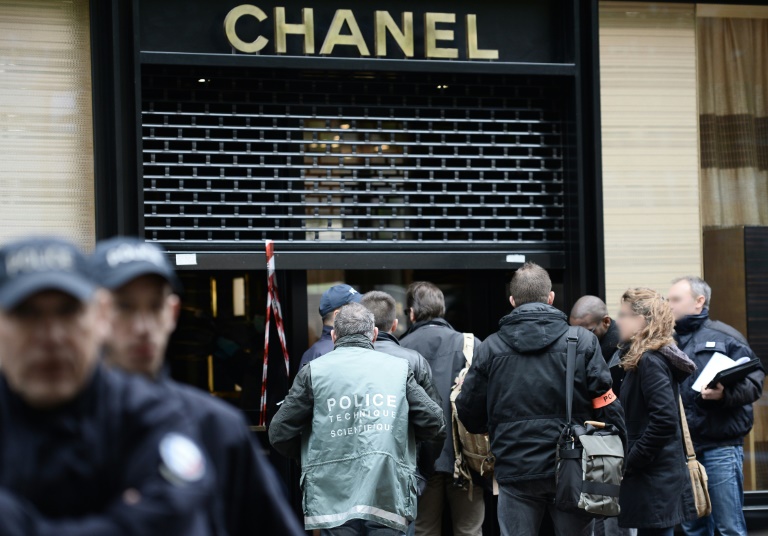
[497,302,569,353]
[658,344,697,382]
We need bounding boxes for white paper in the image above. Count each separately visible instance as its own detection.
[692,352,735,392]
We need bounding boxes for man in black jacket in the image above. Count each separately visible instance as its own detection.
[400,281,484,536]
[361,291,441,406]
[669,276,764,536]
[570,295,629,536]
[456,263,626,536]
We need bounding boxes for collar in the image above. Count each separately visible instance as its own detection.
[376,332,401,346]
[403,317,453,338]
[2,363,102,420]
[320,324,333,337]
[334,333,374,351]
[675,309,709,336]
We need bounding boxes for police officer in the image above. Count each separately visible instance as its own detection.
[0,237,213,535]
[300,284,362,367]
[87,237,304,536]
[270,302,446,535]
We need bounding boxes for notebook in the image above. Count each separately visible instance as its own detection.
[691,352,753,392]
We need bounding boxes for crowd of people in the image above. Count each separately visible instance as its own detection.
[0,234,763,536]
[276,264,764,536]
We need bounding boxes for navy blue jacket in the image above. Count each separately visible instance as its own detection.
[161,376,304,536]
[676,311,765,452]
[0,365,213,536]
[299,325,334,367]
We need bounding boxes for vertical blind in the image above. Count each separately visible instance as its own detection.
[0,0,95,249]
[599,2,702,311]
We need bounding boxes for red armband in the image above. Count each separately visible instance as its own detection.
[592,389,616,409]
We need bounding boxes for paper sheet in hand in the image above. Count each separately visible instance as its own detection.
[691,352,750,392]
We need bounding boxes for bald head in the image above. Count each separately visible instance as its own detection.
[569,295,612,340]
[570,296,608,322]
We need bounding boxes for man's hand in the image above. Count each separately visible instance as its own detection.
[701,383,725,401]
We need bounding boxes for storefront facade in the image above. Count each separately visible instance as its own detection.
[1,0,768,529]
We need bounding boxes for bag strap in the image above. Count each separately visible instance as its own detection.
[565,327,579,424]
[462,333,475,366]
[678,396,697,461]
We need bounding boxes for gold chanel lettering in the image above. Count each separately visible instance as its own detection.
[224,5,499,61]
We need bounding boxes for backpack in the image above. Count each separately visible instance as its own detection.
[555,327,624,517]
[450,333,496,500]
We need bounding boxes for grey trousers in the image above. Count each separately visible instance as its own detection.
[415,473,484,536]
[594,517,637,536]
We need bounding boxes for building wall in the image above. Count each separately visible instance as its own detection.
[0,0,95,249]
[599,2,702,312]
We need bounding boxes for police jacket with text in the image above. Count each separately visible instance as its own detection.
[161,375,304,536]
[455,303,627,484]
[0,365,214,536]
[675,310,765,452]
[268,335,446,533]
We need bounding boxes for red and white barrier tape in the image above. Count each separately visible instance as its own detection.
[259,240,290,427]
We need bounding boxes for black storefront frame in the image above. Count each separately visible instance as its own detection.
[90,0,606,303]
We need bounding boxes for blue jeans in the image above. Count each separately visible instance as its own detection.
[320,519,404,536]
[681,445,747,536]
[498,479,594,536]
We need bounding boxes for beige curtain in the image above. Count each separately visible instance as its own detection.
[698,16,768,227]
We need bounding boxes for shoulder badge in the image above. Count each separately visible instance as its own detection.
[159,433,206,485]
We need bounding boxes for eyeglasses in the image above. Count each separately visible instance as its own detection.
[617,312,642,320]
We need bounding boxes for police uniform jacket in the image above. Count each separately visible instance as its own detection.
[161,375,304,536]
[269,335,445,532]
[0,365,213,536]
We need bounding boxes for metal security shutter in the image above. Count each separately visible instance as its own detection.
[141,65,567,251]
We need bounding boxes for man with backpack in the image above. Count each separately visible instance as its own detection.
[400,282,485,536]
[455,263,626,536]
